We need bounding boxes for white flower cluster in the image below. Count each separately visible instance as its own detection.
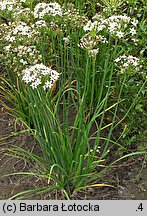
[88,49,99,58]
[13,7,33,19]
[79,34,108,49]
[34,20,47,28]
[3,44,42,71]
[105,15,133,38]
[114,54,141,73]
[3,21,39,43]
[78,33,107,57]
[79,34,98,50]
[34,2,62,19]
[83,15,105,32]
[14,45,42,65]
[13,22,31,35]
[0,0,17,11]
[21,64,60,90]
[83,14,138,39]
[0,0,34,21]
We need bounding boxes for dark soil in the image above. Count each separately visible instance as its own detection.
[0,109,147,200]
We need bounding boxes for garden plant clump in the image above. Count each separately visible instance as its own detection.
[0,0,147,199]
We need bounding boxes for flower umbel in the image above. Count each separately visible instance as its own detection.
[21,64,60,90]
[114,54,141,73]
[34,2,62,19]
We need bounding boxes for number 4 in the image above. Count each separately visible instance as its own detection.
[138,203,143,211]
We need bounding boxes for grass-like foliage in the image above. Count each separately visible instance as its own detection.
[0,0,146,199]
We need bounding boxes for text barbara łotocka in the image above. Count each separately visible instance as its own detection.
[3,202,100,213]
